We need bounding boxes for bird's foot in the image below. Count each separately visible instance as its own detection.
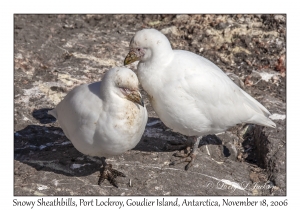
[98,158,126,188]
[169,136,201,170]
[169,152,197,170]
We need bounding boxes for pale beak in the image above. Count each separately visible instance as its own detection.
[124,49,140,65]
[127,90,144,107]
[121,88,144,107]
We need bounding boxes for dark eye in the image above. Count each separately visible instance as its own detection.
[137,48,140,51]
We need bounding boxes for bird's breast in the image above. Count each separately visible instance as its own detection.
[122,102,141,130]
[106,101,146,137]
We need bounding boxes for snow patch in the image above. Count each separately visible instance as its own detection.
[269,114,286,120]
[37,185,49,190]
[253,70,280,82]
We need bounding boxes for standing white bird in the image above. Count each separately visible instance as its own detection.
[48,67,148,187]
[124,28,275,170]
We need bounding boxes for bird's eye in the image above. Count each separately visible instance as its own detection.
[120,88,131,95]
[137,48,140,51]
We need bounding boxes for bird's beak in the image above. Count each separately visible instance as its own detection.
[126,89,144,107]
[121,88,144,107]
[124,49,140,65]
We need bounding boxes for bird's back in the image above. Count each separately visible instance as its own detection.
[50,82,103,141]
[143,50,275,136]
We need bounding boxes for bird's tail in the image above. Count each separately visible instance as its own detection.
[241,90,276,128]
[241,89,271,116]
[246,115,276,128]
[264,118,276,128]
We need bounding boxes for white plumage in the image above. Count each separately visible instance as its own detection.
[48,67,147,185]
[124,28,275,169]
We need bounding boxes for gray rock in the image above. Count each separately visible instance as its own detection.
[161,26,180,36]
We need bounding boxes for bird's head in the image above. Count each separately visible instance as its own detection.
[124,29,172,65]
[103,67,144,107]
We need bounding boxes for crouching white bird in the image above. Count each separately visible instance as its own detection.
[124,28,276,170]
[48,67,148,187]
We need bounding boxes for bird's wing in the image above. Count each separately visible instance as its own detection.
[167,50,275,128]
[53,82,103,141]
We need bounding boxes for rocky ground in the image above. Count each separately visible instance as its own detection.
[14,14,286,196]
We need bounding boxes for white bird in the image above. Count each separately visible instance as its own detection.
[48,67,148,187]
[124,28,276,170]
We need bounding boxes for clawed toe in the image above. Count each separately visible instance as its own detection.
[172,147,191,157]
[98,159,126,188]
[169,136,201,170]
[184,153,196,170]
[169,156,192,165]
[169,153,196,170]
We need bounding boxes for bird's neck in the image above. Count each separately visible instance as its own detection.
[137,61,166,98]
[152,46,173,63]
[99,81,115,103]
[137,48,173,95]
